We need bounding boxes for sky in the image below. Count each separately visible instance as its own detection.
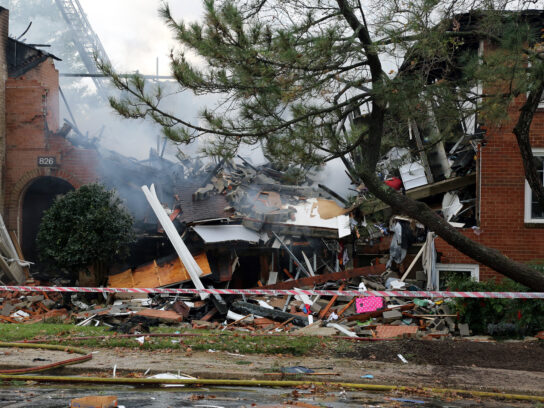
[79,1,204,76]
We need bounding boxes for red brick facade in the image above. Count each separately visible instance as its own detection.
[435,94,544,281]
[1,10,99,240]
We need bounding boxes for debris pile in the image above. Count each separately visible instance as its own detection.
[0,122,489,342]
[0,272,471,340]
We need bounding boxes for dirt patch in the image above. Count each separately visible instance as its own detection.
[338,339,544,371]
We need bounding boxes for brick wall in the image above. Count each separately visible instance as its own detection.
[0,8,8,212]
[435,95,544,281]
[3,55,98,237]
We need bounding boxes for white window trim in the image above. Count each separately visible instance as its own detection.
[524,148,544,223]
[436,263,479,290]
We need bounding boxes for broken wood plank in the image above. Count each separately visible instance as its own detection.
[224,313,252,329]
[318,283,345,320]
[231,301,309,327]
[400,244,425,281]
[136,308,183,323]
[260,264,386,290]
[336,298,356,318]
[200,307,218,322]
[359,173,476,215]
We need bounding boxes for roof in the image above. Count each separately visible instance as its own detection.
[7,38,61,77]
[175,180,229,224]
[192,224,265,243]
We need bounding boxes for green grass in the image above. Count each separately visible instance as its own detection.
[0,323,352,356]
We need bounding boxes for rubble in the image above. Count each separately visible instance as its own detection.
[0,266,477,341]
[0,127,518,342]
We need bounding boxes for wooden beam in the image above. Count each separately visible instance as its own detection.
[362,173,476,215]
[260,264,386,290]
[318,283,345,320]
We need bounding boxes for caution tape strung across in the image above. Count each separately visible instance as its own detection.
[1,285,544,299]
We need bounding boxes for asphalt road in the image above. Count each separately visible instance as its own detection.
[0,384,535,407]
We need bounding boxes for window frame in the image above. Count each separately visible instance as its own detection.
[524,148,544,223]
[436,263,479,290]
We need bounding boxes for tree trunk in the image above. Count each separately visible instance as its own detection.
[513,77,544,212]
[358,169,544,291]
[92,261,108,287]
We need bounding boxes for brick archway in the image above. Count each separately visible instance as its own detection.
[6,168,83,243]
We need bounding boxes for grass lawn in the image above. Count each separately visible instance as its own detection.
[0,323,353,356]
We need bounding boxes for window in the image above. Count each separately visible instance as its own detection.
[436,263,479,290]
[524,148,544,223]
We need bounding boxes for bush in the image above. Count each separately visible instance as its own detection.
[447,272,544,336]
[37,184,134,284]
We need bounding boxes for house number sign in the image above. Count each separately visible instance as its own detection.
[37,156,57,167]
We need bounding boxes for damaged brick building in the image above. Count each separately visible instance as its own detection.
[0,7,98,263]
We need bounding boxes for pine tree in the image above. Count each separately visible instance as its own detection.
[100,0,544,290]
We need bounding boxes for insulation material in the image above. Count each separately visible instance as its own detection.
[315,198,349,219]
[285,198,351,238]
[442,192,464,222]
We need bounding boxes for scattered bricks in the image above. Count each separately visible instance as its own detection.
[355,329,375,337]
[458,323,470,337]
[382,309,402,323]
[26,308,69,323]
[375,325,419,338]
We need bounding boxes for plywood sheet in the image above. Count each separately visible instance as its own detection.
[108,253,212,288]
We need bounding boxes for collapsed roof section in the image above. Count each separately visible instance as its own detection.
[7,38,61,77]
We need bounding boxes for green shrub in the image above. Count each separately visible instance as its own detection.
[37,184,134,285]
[447,272,544,336]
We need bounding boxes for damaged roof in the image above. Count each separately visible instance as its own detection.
[7,38,61,77]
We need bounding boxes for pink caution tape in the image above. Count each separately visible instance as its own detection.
[0,286,543,299]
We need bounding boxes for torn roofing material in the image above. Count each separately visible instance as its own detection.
[7,38,61,77]
[192,224,265,244]
[285,198,351,238]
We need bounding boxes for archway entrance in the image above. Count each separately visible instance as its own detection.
[21,177,74,265]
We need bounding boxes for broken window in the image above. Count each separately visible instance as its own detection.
[436,263,479,290]
[524,150,544,222]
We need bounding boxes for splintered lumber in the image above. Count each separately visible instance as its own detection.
[136,308,183,323]
[200,307,218,322]
[336,298,356,318]
[400,244,425,281]
[260,264,386,290]
[231,301,309,327]
[318,283,345,320]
